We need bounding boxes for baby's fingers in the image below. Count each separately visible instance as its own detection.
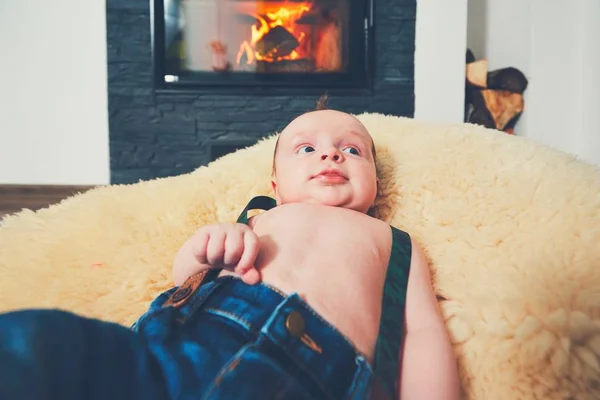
[206,231,226,266]
[189,230,210,265]
[223,229,244,268]
[236,230,259,274]
[240,268,261,285]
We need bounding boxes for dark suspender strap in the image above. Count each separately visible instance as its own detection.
[373,227,412,398]
[236,195,277,224]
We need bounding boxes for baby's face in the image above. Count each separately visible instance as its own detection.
[272,110,378,214]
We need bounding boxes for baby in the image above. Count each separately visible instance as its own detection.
[0,102,459,400]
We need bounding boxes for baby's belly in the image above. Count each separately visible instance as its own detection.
[221,234,390,361]
[261,264,386,361]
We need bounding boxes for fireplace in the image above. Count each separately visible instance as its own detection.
[108,0,415,184]
[152,0,373,93]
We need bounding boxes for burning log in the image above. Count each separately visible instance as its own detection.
[464,49,528,134]
[255,25,299,59]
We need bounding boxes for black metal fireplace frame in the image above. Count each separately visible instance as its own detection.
[150,0,375,95]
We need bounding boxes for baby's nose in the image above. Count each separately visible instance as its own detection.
[321,148,342,162]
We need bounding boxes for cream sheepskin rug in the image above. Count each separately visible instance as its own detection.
[1,114,599,399]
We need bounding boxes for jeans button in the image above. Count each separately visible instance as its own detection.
[285,311,305,338]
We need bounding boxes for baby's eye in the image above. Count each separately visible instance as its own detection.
[342,147,360,156]
[297,145,315,154]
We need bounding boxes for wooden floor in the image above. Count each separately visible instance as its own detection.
[0,185,95,218]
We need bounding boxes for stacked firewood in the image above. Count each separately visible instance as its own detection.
[464,49,528,134]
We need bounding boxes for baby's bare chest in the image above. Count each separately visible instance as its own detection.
[251,204,392,277]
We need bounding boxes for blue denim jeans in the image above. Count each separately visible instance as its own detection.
[0,276,374,399]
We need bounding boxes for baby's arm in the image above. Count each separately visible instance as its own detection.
[398,238,460,400]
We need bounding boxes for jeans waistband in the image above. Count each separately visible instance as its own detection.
[176,276,373,399]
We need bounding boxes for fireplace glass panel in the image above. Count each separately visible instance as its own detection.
[155,0,372,92]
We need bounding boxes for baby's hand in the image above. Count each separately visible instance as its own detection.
[200,223,260,282]
[173,223,261,286]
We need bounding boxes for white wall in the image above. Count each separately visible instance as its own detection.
[579,1,600,165]
[467,0,600,166]
[0,0,110,185]
[414,0,468,124]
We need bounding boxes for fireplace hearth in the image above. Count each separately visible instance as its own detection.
[152,0,373,93]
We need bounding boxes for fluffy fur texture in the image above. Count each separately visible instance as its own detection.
[1,114,599,399]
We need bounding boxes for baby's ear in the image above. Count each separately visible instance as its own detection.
[271,180,281,205]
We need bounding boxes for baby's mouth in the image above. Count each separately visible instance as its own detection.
[313,169,348,183]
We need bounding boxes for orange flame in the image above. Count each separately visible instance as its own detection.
[237,4,311,65]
